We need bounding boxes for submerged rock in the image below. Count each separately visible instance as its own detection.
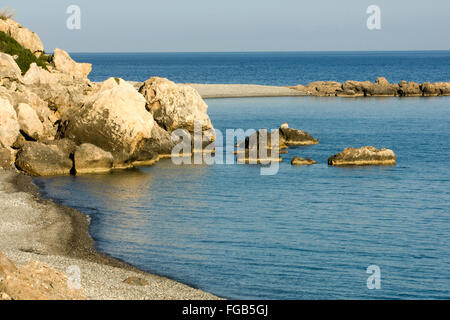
[74,143,113,174]
[0,261,86,300]
[328,146,396,166]
[291,156,316,166]
[15,141,73,176]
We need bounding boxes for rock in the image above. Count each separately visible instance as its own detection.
[398,81,422,97]
[123,277,149,286]
[243,129,286,151]
[0,96,20,148]
[304,81,343,96]
[139,77,214,135]
[0,252,17,278]
[52,48,91,79]
[0,19,44,56]
[74,143,113,174]
[281,122,289,129]
[328,146,396,166]
[0,53,22,79]
[0,261,86,300]
[421,82,441,96]
[291,156,316,166]
[0,146,16,169]
[279,126,319,146]
[62,78,154,165]
[0,292,12,300]
[23,63,58,85]
[132,123,176,164]
[236,129,284,164]
[16,103,44,140]
[15,141,73,176]
[437,82,450,95]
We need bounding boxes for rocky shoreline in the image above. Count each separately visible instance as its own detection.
[0,169,220,300]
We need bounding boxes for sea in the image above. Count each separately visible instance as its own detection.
[34,51,450,299]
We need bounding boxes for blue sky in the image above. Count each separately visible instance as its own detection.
[3,0,450,52]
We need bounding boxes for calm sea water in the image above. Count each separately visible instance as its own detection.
[71,51,450,85]
[35,52,450,299]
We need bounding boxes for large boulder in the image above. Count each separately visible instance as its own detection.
[328,146,396,166]
[0,96,20,148]
[15,141,74,176]
[16,103,44,140]
[52,48,91,79]
[0,261,86,300]
[0,53,22,79]
[62,78,154,165]
[132,123,176,164]
[139,77,214,134]
[279,123,319,146]
[74,143,114,174]
[23,63,58,85]
[0,19,44,56]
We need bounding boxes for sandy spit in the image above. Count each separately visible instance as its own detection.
[0,170,220,300]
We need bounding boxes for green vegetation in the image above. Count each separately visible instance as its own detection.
[0,30,49,74]
[0,8,15,20]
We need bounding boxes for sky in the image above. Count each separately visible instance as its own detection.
[3,0,450,52]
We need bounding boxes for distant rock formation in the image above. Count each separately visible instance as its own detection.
[292,77,450,97]
[291,156,316,166]
[328,146,396,166]
[0,18,44,57]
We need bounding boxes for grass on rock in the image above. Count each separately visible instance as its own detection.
[0,30,49,74]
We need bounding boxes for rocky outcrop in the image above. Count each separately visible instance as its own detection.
[132,123,176,164]
[279,123,319,146]
[0,259,86,300]
[0,96,20,148]
[0,19,44,56]
[74,143,113,174]
[16,103,44,140]
[62,78,154,165]
[291,156,316,166]
[328,146,396,166]
[0,146,16,169]
[293,78,450,97]
[0,53,22,80]
[52,48,91,79]
[139,77,214,135]
[23,63,58,85]
[15,141,74,176]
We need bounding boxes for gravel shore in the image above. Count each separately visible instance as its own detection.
[186,83,306,98]
[0,170,220,300]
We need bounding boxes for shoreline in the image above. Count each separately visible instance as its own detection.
[0,170,220,300]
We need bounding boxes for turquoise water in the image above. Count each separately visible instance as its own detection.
[35,96,450,299]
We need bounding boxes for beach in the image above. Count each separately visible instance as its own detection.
[0,170,220,300]
[185,84,306,98]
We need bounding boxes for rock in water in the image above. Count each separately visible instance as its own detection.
[0,261,86,300]
[0,96,20,148]
[328,146,396,166]
[74,143,114,174]
[15,141,74,176]
[63,78,154,165]
[291,156,316,166]
[52,48,92,79]
[16,103,44,140]
[279,126,319,146]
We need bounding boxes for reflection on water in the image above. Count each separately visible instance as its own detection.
[35,97,450,299]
